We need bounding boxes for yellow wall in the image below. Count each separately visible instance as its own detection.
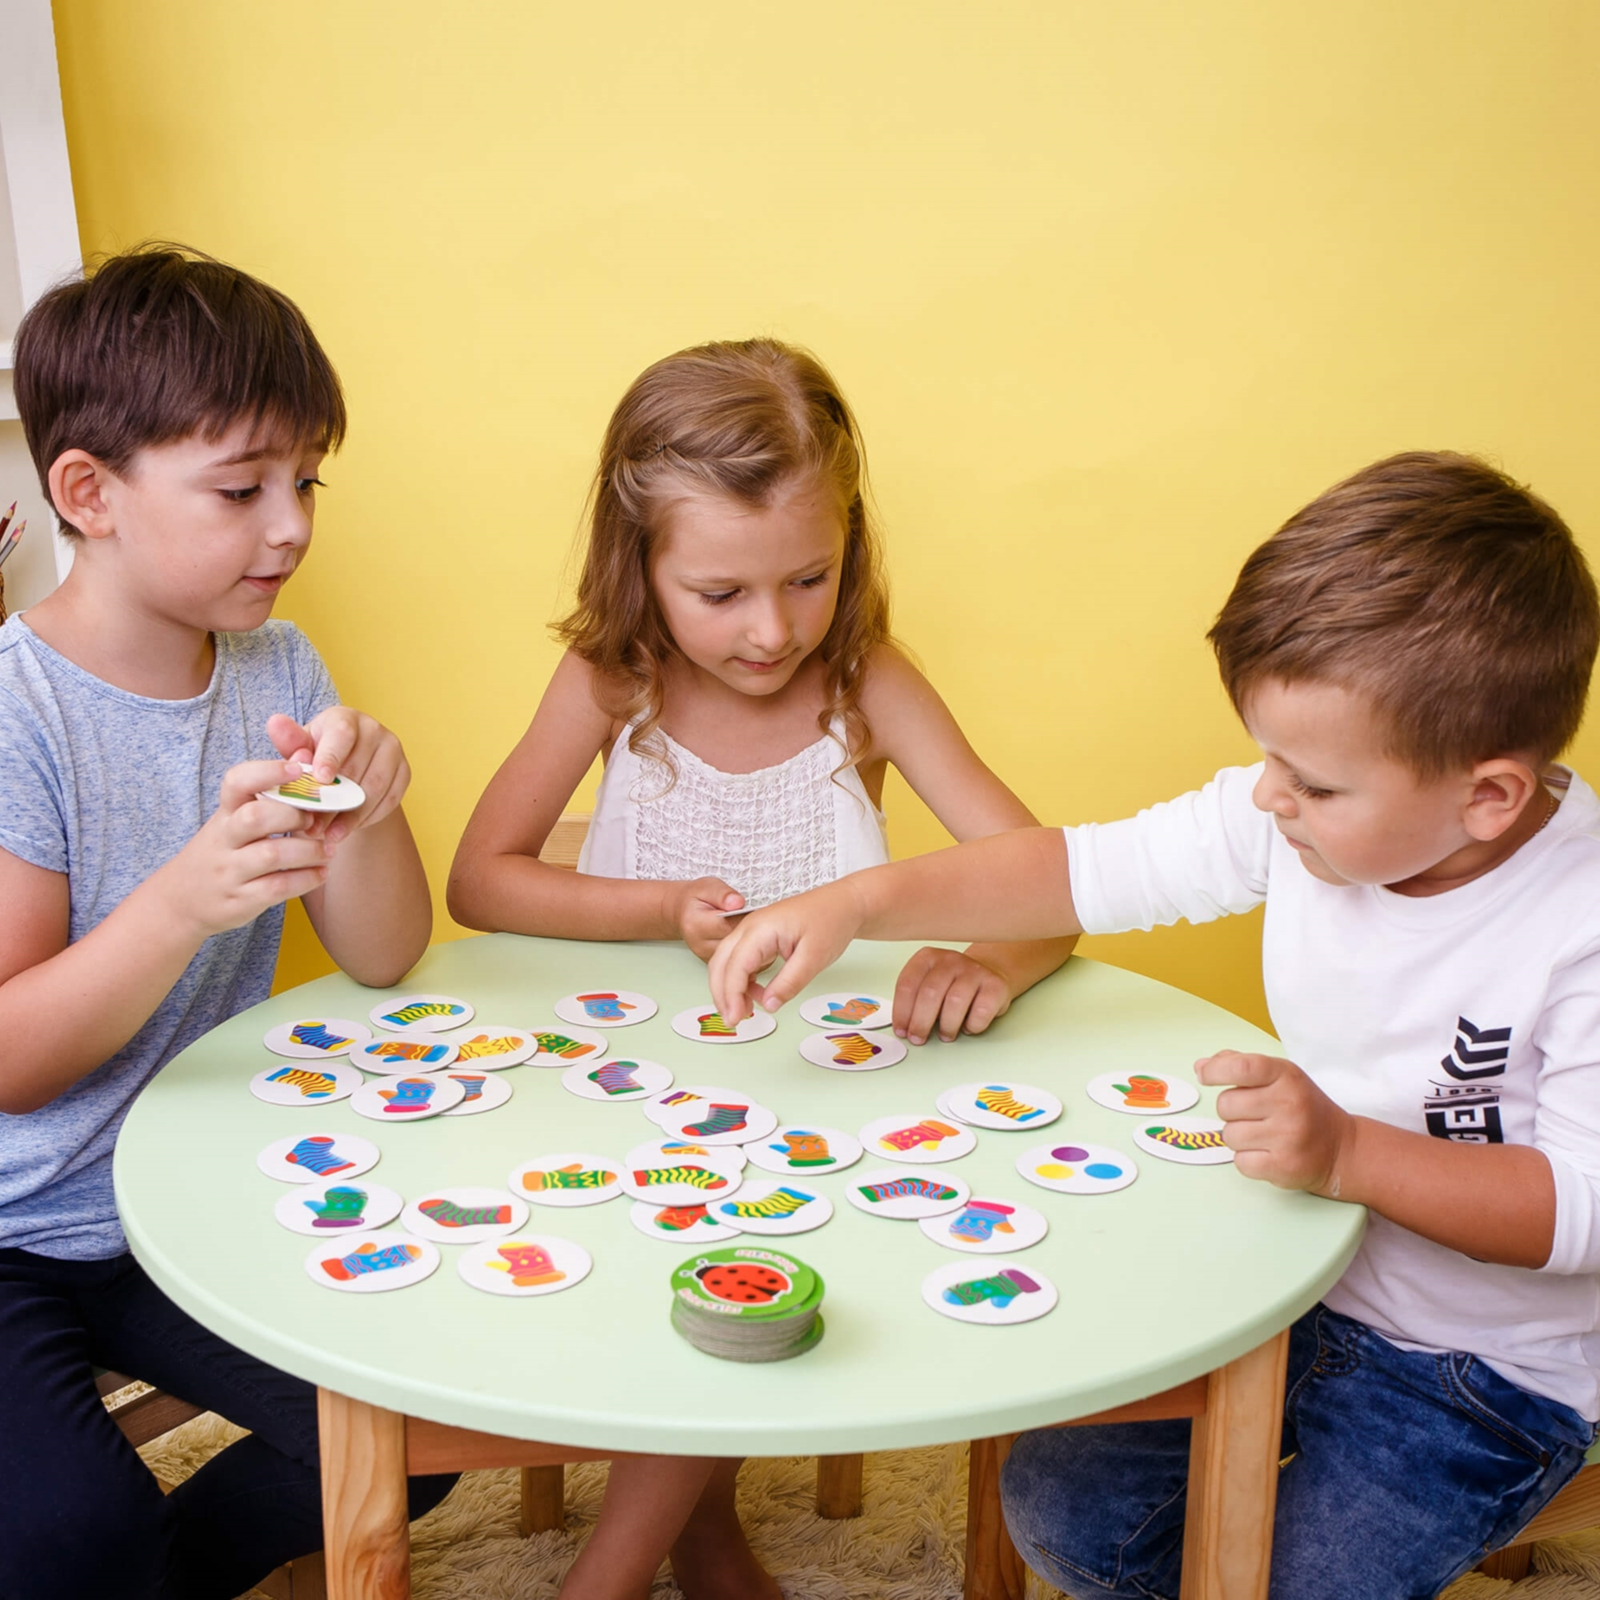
[50,2,1600,1030]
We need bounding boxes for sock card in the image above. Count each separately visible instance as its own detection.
[367,994,474,1033]
[1132,1117,1234,1166]
[249,1061,363,1106]
[655,1097,778,1147]
[439,1070,514,1116]
[257,1131,381,1183]
[669,1006,777,1044]
[938,1082,1062,1131]
[257,772,366,812]
[263,1017,372,1059]
[921,1258,1059,1325]
[843,1168,970,1219]
[708,1181,832,1236]
[400,1186,529,1243]
[798,1030,907,1072]
[561,1055,673,1103]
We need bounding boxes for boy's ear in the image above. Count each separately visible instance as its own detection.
[1463,759,1544,842]
[48,450,119,540]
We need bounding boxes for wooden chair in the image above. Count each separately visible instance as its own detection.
[1477,1439,1600,1579]
[98,1371,328,1599]
[529,810,868,1526]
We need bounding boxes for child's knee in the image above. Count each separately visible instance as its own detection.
[0,1488,170,1600]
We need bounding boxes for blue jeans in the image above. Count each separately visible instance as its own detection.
[1001,1306,1595,1600]
[0,1247,457,1600]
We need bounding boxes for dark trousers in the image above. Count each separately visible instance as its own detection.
[0,1246,456,1600]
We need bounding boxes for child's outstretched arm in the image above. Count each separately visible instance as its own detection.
[708,826,1077,1023]
[267,709,430,987]
[448,653,744,952]
[860,647,1078,1041]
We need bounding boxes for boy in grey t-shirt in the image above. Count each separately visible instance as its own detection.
[0,247,453,1598]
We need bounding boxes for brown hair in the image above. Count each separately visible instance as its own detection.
[1209,451,1599,775]
[556,338,893,769]
[14,243,346,534]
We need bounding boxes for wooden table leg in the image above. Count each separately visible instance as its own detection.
[519,1464,565,1534]
[816,1453,864,1519]
[318,1389,411,1600]
[1179,1330,1290,1600]
[964,1434,1027,1600]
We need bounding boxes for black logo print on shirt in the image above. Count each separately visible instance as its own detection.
[1422,1017,1509,1144]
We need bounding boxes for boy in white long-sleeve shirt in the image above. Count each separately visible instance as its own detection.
[708,452,1600,1597]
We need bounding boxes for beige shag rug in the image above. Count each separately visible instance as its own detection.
[139,1414,1600,1599]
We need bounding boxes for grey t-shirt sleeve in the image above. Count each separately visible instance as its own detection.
[0,687,69,874]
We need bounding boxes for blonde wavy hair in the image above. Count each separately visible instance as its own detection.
[556,338,893,773]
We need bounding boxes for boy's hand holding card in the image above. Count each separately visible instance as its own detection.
[1194,1049,1353,1196]
[267,708,411,843]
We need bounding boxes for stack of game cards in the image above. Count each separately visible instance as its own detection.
[668,1245,825,1363]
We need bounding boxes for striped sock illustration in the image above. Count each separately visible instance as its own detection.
[976,1085,1045,1123]
[266,1066,338,1099]
[719,1186,810,1220]
[286,1136,356,1176]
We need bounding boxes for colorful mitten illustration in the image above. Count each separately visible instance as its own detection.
[286,1135,356,1176]
[827,1032,881,1067]
[947,1199,1017,1244]
[942,1267,1040,1310]
[589,1059,644,1095]
[821,997,879,1026]
[322,1240,422,1281]
[488,1242,566,1288]
[772,1130,835,1167]
[653,1204,713,1232]
[304,1186,368,1229]
[696,1011,737,1038]
[632,1165,730,1191]
[694,1260,791,1305]
[577,992,635,1022]
[520,1163,617,1192]
[367,1039,449,1063]
[289,1021,353,1052]
[377,1077,437,1114]
[448,1073,486,1104]
[1146,1124,1226,1152]
[419,1198,513,1228]
[719,1186,811,1221]
[976,1085,1045,1123]
[857,1176,960,1204]
[456,1033,521,1061]
[878,1119,961,1153]
[1117,1075,1171,1110]
[381,1001,463,1027]
[266,1066,338,1099]
[681,1102,749,1138]
[534,1032,599,1060]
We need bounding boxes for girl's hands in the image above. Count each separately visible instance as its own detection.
[708,881,865,1022]
[673,877,747,961]
[267,708,412,845]
[1194,1049,1355,1194]
[893,947,1013,1044]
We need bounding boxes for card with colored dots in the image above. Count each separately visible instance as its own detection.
[707,1181,832,1236]
[442,1027,539,1069]
[921,1258,1058,1326]
[262,1017,372,1059]
[400,1186,529,1243]
[640,1085,749,1128]
[628,1137,746,1172]
[1016,1141,1138,1195]
[348,1073,466,1122]
[669,1006,777,1044]
[249,1060,363,1107]
[1132,1117,1234,1166]
[257,1131,381,1184]
[273,1178,403,1237]
[858,1112,977,1165]
[439,1069,514,1117]
[843,1167,970,1220]
[510,1152,624,1208]
[797,993,894,1031]
[628,1200,744,1244]
[743,1125,863,1177]
[458,1234,593,1298]
[938,1081,1062,1132]
[561,1055,674,1103]
[367,994,474,1033]
[352,1035,461,1074]
[798,1029,907,1072]
[655,1097,778,1148]
[1085,1071,1201,1117]
[257,771,366,812]
[619,1148,746,1207]
[523,1027,610,1066]
[917,1196,1049,1255]
[305,1231,439,1293]
[552,989,658,1029]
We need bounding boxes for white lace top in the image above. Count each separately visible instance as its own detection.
[577,720,890,906]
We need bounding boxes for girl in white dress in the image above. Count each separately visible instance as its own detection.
[449,339,1073,1600]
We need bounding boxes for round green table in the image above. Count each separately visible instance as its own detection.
[116,938,1365,1600]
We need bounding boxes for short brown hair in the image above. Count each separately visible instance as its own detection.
[556,338,893,768]
[14,243,346,535]
[1208,451,1599,775]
